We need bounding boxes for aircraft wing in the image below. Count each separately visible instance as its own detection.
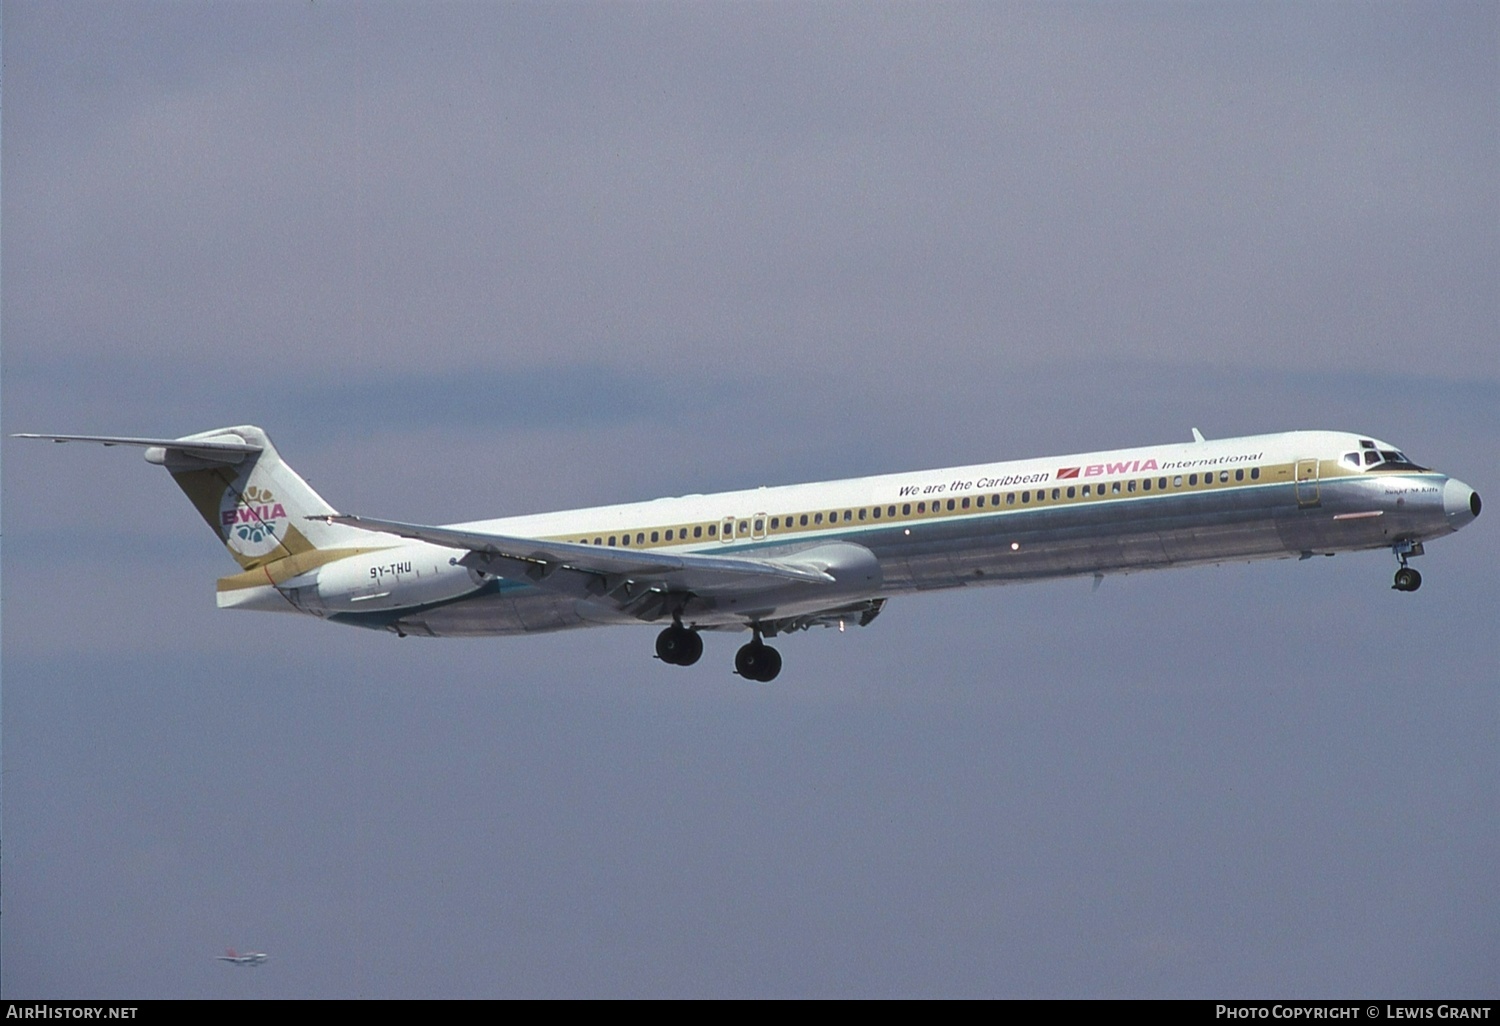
[312,515,856,620]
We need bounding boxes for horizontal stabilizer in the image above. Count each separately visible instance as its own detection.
[14,432,262,464]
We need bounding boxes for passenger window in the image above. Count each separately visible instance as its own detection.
[887,506,896,517]
[962,497,970,509]
[1112,482,1121,494]
[844,511,853,522]
[1235,469,1244,482]
[1189,474,1198,485]
[1173,476,1182,487]
[1006,493,1015,505]
[1127,480,1136,493]
[1051,488,1059,500]
[800,514,809,526]
[872,507,882,519]
[945,499,955,511]
[1251,468,1260,480]
[1142,479,1151,491]
[814,513,823,524]
[593,537,602,545]
[1067,486,1076,498]
[859,509,867,520]
[902,504,911,515]
[754,519,763,532]
[608,536,617,546]
[1021,491,1030,504]
[976,496,985,508]
[651,531,659,542]
[917,501,926,514]
[1219,471,1229,482]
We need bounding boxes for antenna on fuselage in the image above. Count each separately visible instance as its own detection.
[1191,428,1206,443]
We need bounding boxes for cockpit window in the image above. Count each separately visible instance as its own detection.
[1347,446,1429,472]
[1378,450,1427,471]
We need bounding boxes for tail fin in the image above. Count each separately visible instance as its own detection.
[17,425,367,571]
[150,425,368,571]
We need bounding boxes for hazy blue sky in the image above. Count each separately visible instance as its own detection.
[3,1,1495,998]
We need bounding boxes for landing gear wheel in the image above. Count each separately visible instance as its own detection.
[655,625,703,666]
[1393,567,1422,592]
[758,645,782,681]
[734,641,782,682]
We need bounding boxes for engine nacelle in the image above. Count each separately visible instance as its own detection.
[309,545,479,613]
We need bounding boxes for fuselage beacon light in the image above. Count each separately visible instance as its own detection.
[18,426,1481,681]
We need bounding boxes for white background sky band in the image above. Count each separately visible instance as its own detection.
[2,2,1495,998]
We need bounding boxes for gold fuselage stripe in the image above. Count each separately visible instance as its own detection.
[216,546,391,591]
[542,459,1417,552]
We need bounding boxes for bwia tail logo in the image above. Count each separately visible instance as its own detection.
[220,485,286,555]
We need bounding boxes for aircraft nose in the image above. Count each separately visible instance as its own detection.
[1443,478,1481,526]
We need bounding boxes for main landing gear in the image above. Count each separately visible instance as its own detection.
[734,633,783,683]
[1391,541,1423,593]
[654,619,703,666]
[653,620,784,681]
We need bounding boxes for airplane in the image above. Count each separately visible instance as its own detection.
[217,948,269,966]
[17,425,1480,681]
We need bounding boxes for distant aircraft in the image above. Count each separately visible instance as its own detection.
[217,948,268,966]
[18,425,1480,681]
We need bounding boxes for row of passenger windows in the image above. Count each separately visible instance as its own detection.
[574,467,1262,547]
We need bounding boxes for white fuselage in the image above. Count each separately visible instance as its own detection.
[255,430,1479,638]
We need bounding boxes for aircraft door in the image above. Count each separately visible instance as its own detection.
[751,514,768,541]
[1295,458,1321,507]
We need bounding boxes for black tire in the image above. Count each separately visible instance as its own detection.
[734,641,761,679]
[757,645,782,682]
[678,628,703,666]
[1393,567,1422,592]
[735,641,782,682]
[657,626,699,665]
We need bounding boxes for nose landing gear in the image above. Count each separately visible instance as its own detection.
[1391,542,1423,592]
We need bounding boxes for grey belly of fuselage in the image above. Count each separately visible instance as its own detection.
[384,476,1450,638]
